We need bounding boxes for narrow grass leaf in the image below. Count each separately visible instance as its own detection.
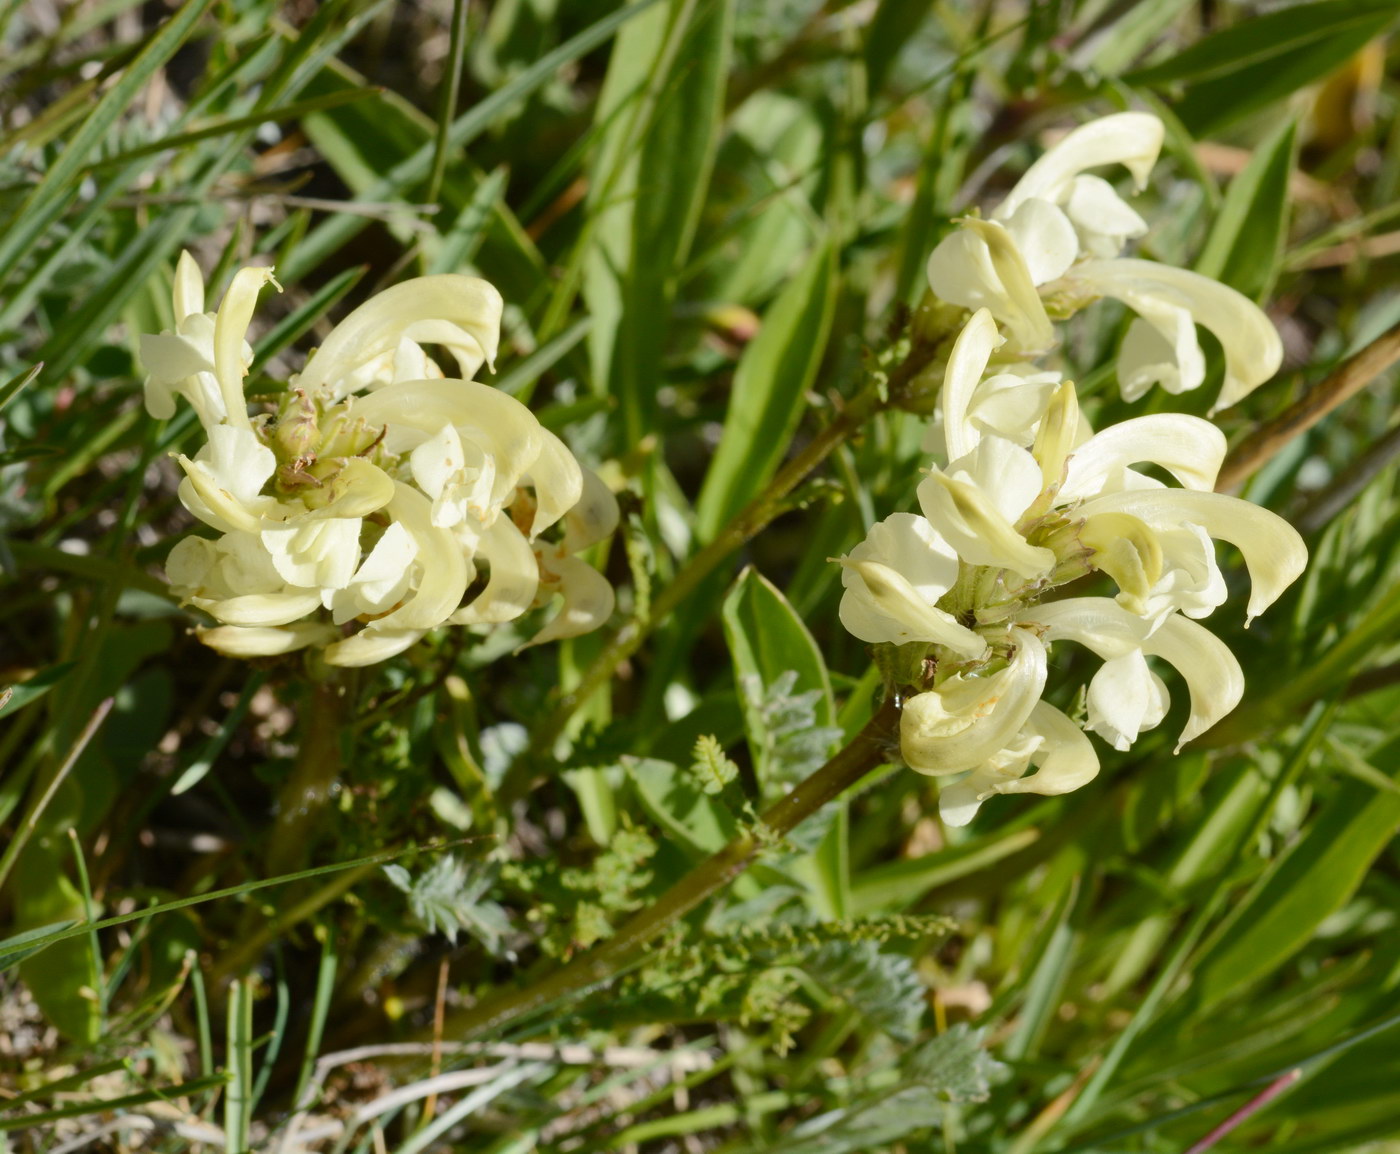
[1126,0,1399,136]
[695,241,836,541]
[1187,733,1400,1010]
[1195,118,1296,302]
[0,0,215,282]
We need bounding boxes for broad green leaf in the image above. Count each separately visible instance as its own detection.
[625,757,739,858]
[695,240,836,542]
[1188,733,1400,1009]
[720,567,836,784]
[15,847,100,1043]
[1195,118,1297,302]
[1127,0,1398,137]
[584,0,734,445]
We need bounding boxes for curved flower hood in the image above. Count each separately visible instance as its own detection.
[142,254,617,666]
[924,111,1283,411]
[835,309,1306,824]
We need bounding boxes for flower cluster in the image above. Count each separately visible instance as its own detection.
[839,113,1307,825]
[926,112,1282,413]
[142,253,616,666]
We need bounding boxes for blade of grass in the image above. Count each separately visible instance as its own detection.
[0,696,114,892]
[0,0,216,283]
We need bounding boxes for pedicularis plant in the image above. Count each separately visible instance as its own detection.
[4,4,1400,1153]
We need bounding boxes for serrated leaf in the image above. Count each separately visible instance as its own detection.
[721,568,838,792]
[764,1025,1005,1153]
[807,940,925,1040]
[690,734,739,795]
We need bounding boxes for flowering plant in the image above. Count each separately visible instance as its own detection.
[141,254,617,666]
[840,111,1308,824]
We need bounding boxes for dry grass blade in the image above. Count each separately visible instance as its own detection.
[1218,324,1400,491]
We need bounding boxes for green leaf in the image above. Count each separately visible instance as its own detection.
[863,0,936,95]
[585,0,734,445]
[383,857,510,951]
[806,940,925,1040]
[0,662,75,721]
[1188,732,1400,1010]
[0,362,40,413]
[763,1025,1004,1153]
[690,734,739,796]
[694,241,836,542]
[1195,118,1297,302]
[720,567,836,790]
[625,757,740,858]
[1127,0,1398,137]
[0,0,216,283]
[0,1075,230,1132]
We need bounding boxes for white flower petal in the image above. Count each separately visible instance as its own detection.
[940,308,1002,462]
[1118,306,1205,399]
[996,112,1164,219]
[1085,650,1170,750]
[525,428,585,538]
[901,628,1047,774]
[839,558,987,656]
[939,701,1101,826]
[262,518,362,590]
[197,622,340,658]
[560,467,620,554]
[1071,259,1283,411]
[352,380,543,508]
[213,265,278,429]
[523,554,616,648]
[1074,489,1307,623]
[1029,597,1244,748]
[927,223,1055,353]
[173,250,206,320]
[1002,199,1078,285]
[1060,413,1226,501]
[193,590,325,627]
[1065,174,1149,259]
[323,628,426,667]
[296,276,503,400]
[917,469,1054,579]
[331,522,418,624]
[451,515,539,625]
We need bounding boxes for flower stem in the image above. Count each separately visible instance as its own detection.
[508,324,946,798]
[442,696,900,1042]
[266,674,348,879]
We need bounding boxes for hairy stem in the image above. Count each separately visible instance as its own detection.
[445,696,900,1041]
[508,316,950,798]
[266,674,349,879]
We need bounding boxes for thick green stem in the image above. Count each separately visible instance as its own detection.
[444,697,900,1041]
[522,394,882,769]
[266,676,348,878]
